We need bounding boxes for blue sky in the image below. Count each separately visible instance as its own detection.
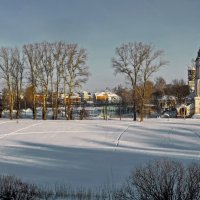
[0,0,200,91]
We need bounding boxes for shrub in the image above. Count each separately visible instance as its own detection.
[1,160,199,200]
[0,175,39,200]
[114,160,200,200]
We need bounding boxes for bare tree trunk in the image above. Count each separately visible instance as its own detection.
[54,68,61,120]
[140,103,144,122]
[9,90,14,120]
[32,87,36,119]
[63,78,67,119]
[140,84,145,122]
[50,76,55,120]
[9,92,13,120]
[67,89,72,120]
[133,89,137,121]
[16,83,20,119]
[42,93,47,120]
[133,104,137,121]
[55,81,59,120]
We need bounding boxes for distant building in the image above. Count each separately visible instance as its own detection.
[178,49,200,117]
[80,91,93,104]
[95,90,121,104]
[59,93,81,105]
[194,49,200,114]
[64,93,81,105]
[177,103,194,117]
[35,94,46,104]
[157,95,177,111]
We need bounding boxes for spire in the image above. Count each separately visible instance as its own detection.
[198,48,200,58]
[196,49,200,61]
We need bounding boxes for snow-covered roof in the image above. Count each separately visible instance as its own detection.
[95,90,120,98]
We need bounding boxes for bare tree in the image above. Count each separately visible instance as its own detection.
[11,48,24,119]
[52,42,66,120]
[112,42,148,121]
[112,42,167,121]
[0,48,15,119]
[23,44,38,119]
[36,42,53,120]
[63,44,89,120]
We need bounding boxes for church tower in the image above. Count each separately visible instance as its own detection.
[194,49,200,114]
[188,66,195,92]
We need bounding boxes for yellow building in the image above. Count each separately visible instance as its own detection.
[95,90,121,103]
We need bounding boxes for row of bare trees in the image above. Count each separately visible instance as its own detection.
[0,41,89,120]
[2,41,189,121]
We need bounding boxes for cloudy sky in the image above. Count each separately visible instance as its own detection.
[0,0,200,91]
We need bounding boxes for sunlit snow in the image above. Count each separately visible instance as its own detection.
[0,118,199,188]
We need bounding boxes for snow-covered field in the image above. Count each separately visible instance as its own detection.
[0,118,199,188]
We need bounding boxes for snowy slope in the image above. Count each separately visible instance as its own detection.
[0,118,199,188]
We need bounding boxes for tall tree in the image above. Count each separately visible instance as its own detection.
[11,48,24,119]
[52,42,66,120]
[112,42,146,121]
[63,44,89,120]
[36,42,52,120]
[112,42,167,121]
[23,44,38,119]
[0,48,15,119]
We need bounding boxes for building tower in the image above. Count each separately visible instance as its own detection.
[194,49,200,114]
[188,66,196,92]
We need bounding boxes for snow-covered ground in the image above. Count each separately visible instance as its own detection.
[0,118,199,188]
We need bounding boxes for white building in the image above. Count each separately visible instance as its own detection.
[176,49,200,117]
[194,49,200,114]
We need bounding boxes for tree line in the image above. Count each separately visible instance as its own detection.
[0,41,89,120]
[114,76,190,118]
[0,41,190,121]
